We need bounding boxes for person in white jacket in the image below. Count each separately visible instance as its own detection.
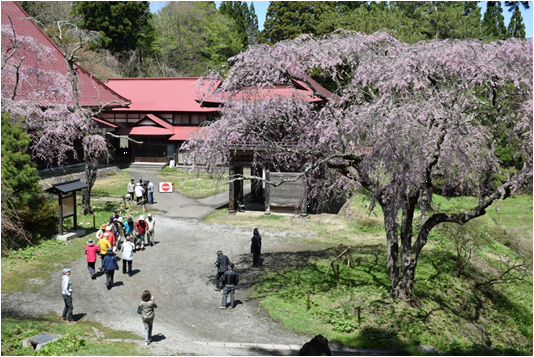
[121,236,135,277]
[134,183,145,204]
[146,213,156,247]
[61,268,75,323]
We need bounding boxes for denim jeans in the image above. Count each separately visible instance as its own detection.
[143,319,153,342]
[149,192,154,204]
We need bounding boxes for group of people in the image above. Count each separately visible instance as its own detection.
[84,211,156,290]
[61,269,158,346]
[214,228,263,310]
[128,177,155,204]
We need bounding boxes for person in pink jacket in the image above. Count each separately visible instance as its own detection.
[85,238,101,280]
[135,216,149,250]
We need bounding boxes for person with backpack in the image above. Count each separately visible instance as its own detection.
[121,236,135,277]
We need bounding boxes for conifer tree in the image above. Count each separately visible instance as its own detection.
[507,7,526,38]
[482,1,507,40]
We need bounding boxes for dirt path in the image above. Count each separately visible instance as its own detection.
[2,214,320,355]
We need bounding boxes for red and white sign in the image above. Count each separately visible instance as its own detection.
[159,182,174,193]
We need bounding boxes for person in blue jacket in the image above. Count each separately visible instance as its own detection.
[102,248,119,290]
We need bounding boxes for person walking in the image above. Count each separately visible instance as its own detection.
[121,236,135,276]
[220,263,239,309]
[147,180,155,204]
[96,223,106,241]
[251,228,262,267]
[127,178,135,202]
[98,233,112,271]
[135,183,145,204]
[140,290,158,346]
[135,216,149,250]
[85,238,100,280]
[61,268,75,323]
[146,213,156,247]
[214,250,230,291]
[102,248,119,290]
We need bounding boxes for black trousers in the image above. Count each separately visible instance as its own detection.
[122,259,132,275]
[253,253,260,267]
[216,271,224,289]
[105,270,115,289]
[62,294,73,321]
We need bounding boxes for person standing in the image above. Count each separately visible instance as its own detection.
[146,213,156,247]
[251,228,262,267]
[104,225,117,250]
[147,180,155,204]
[140,290,158,346]
[127,179,135,202]
[98,233,112,271]
[61,268,75,323]
[121,236,135,276]
[214,250,230,291]
[109,209,120,224]
[85,238,100,280]
[135,183,145,204]
[124,217,135,238]
[219,263,239,309]
[135,216,149,250]
[96,223,106,241]
[142,180,149,203]
[102,248,119,290]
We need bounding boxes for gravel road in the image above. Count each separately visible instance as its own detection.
[2,214,318,355]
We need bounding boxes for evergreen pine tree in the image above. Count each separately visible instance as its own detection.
[482,1,507,40]
[507,7,526,38]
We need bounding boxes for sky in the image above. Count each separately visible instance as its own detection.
[148,1,534,38]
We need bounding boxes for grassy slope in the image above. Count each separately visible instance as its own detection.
[205,194,533,355]
[157,167,228,199]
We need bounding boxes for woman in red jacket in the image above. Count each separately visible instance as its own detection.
[135,216,149,251]
[85,238,101,280]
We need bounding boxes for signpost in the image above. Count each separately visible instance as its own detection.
[159,182,175,193]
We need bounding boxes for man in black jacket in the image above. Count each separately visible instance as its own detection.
[219,263,239,309]
[215,250,230,291]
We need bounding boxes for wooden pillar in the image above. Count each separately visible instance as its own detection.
[59,192,64,235]
[264,169,270,215]
[228,165,243,214]
[301,177,308,217]
[73,191,78,230]
[251,167,263,202]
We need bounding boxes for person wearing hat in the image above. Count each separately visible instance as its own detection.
[124,217,135,238]
[61,268,75,323]
[142,180,149,203]
[96,223,106,240]
[214,250,230,291]
[109,209,120,225]
[135,216,149,250]
[220,263,239,309]
[104,225,117,248]
[98,233,112,272]
[127,179,136,202]
[102,248,119,290]
[146,213,156,247]
[251,228,262,268]
[147,180,155,204]
[85,238,101,280]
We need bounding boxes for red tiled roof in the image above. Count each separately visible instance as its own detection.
[1,1,130,108]
[92,117,117,128]
[115,114,174,136]
[169,126,205,141]
[199,74,338,106]
[106,77,217,112]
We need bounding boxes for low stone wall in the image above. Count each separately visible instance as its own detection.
[39,165,122,191]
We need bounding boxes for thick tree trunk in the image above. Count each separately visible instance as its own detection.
[81,151,100,215]
[390,259,417,302]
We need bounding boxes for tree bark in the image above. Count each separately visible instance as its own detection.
[81,150,101,215]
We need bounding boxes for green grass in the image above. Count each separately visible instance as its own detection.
[1,316,146,356]
[157,167,228,199]
[91,170,133,197]
[243,194,533,355]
